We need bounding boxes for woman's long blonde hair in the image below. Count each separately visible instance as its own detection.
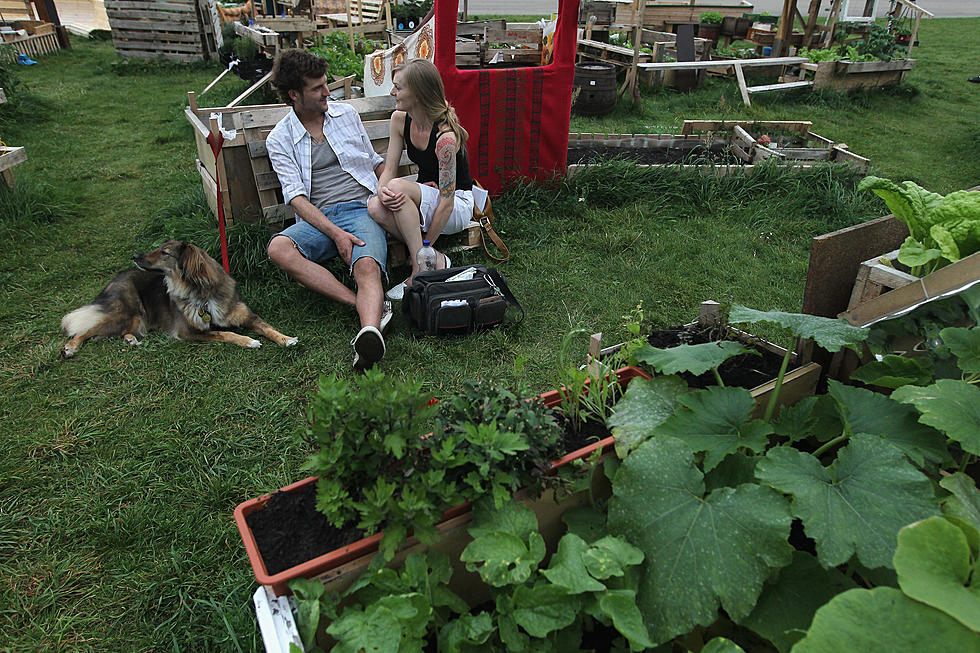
[393,58,468,150]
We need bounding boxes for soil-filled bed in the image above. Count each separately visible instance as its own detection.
[567,143,744,166]
[246,425,611,576]
[645,324,786,389]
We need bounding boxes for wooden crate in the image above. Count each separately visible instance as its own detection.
[105,0,218,62]
[0,30,60,60]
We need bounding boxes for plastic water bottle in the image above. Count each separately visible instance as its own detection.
[417,239,437,272]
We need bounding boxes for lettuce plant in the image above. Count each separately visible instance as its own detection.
[859,176,980,276]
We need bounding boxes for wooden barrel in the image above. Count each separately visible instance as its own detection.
[571,62,617,116]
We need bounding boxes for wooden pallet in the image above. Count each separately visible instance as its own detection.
[105,0,218,62]
[845,249,919,313]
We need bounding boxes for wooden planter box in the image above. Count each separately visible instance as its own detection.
[0,145,26,187]
[812,58,915,91]
[567,119,869,176]
[235,367,650,597]
[592,302,821,419]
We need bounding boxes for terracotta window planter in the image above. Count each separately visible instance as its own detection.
[235,366,651,596]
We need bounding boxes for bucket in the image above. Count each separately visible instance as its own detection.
[571,61,617,116]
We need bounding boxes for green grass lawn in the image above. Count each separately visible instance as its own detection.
[0,17,977,651]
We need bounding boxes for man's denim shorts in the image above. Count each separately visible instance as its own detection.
[272,200,387,278]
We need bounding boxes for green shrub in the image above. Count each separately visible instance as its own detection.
[699,11,723,24]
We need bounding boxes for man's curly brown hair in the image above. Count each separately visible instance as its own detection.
[271,49,328,105]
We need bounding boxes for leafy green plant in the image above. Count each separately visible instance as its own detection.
[859,176,980,275]
[308,31,382,82]
[554,329,630,430]
[303,370,571,559]
[699,11,724,24]
[317,499,652,652]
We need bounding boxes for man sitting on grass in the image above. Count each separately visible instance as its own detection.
[266,49,392,370]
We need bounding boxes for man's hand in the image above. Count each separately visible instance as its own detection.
[333,229,365,266]
[378,185,408,211]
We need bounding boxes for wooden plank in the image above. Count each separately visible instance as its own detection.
[734,61,750,106]
[731,124,754,149]
[234,21,278,47]
[746,80,813,93]
[106,10,199,23]
[637,56,807,71]
[836,58,915,74]
[0,146,27,173]
[682,120,813,135]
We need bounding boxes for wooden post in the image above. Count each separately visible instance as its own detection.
[772,0,795,57]
[803,0,820,46]
[588,333,603,376]
[187,90,198,115]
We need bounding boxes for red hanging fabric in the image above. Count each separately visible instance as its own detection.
[206,130,231,274]
[434,0,577,196]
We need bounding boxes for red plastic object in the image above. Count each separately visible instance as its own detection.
[235,365,651,595]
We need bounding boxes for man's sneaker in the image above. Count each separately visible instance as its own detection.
[380,300,393,334]
[352,326,385,371]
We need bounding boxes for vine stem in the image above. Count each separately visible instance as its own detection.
[712,368,725,387]
[812,434,847,459]
[959,454,975,474]
[763,349,793,422]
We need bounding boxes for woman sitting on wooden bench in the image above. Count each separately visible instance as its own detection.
[368,58,486,301]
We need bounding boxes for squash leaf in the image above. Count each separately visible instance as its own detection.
[728,306,868,353]
[825,380,949,467]
[740,551,856,653]
[633,340,755,375]
[597,589,654,650]
[791,587,980,652]
[652,386,772,472]
[608,437,793,645]
[509,584,581,637]
[608,375,688,457]
[541,533,606,594]
[756,435,939,569]
[895,516,980,632]
[940,326,980,374]
[892,379,980,456]
[850,354,934,389]
[940,473,980,552]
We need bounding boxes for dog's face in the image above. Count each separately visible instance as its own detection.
[133,240,221,288]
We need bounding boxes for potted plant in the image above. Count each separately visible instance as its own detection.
[698,11,724,43]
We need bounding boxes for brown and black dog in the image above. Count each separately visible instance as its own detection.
[61,240,297,357]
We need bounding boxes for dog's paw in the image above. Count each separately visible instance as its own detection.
[124,334,141,347]
[283,337,298,347]
[61,346,76,359]
[247,339,262,348]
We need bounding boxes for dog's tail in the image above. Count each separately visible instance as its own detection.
[61,304,105,336]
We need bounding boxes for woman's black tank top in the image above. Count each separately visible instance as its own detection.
[404,113,473,191]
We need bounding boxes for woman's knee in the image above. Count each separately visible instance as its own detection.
[387,177,416,197]
[367,195,386,222]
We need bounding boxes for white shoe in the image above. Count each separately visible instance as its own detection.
[380,300,393,334]
[386,278,409,301]
[352,326,385,371]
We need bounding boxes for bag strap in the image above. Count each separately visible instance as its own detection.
[486,268,524,325]
[472,180,510,263]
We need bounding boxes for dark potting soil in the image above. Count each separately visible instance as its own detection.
[567,143,744,166]
[647,324,785,390]
[245,482,365,576]
[558,414,613,455]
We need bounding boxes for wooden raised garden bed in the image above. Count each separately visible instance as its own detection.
[567,119,868,174]
[812,58,915,90]
[616,0,754,31]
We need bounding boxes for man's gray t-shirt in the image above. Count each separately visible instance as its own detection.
[309,140,371,211]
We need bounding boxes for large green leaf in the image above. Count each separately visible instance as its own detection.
[608,437,793,645]
[467,497,538,540]
[826,380,949,467]
[892,379,980,456]
[791,587,980,653]
[438,613,494,653]
[728,306,868,353]
[608,375,688,457]
[583,535,645,580]
[652,386,771,472]
[898,236,943,268]
[702,638,747,653]
[509,584,581,637]
[940,473,980,551]
[596,589,654,649]
[328,593,430,653]
[941,326,980,374]
[895,516,980,632]
[740,551,857,653]
[541,533,606,594]
[634,340,755,375]
[755,435,939,569]
[460,530,546,588]
[849,354,934,389]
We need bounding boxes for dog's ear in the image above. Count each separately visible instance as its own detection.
[178,243,217,288]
